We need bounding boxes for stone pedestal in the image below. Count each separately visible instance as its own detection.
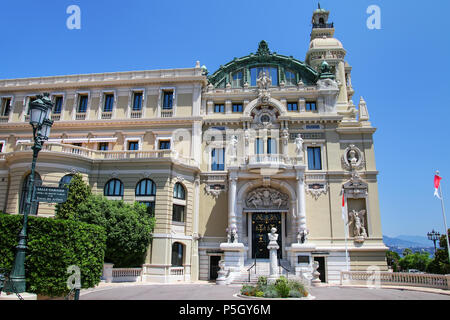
[289,243,316,282]
[267,242,280,284]
[219,243,246,273]
[215,260,227,286]
[102,263,114,283]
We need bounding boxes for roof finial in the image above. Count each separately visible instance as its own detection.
[318,2,321,9]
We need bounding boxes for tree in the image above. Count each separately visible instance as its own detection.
[56,174,155,267]
[386,250,400,272]
[426,229,450,274]
[398,251,432,272]
[55,173,92,220]
[402,248,412,257]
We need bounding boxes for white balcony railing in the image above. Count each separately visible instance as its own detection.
[170,267,184,276]
[130,110,142,119]
[14,142,199,167]
[101,112,113,120]
[0,116,9,123]
[161,110,173,118]
[340,271,450,290]
[111,268,143,283]
[51,114,61,121]
[75,113,86,120]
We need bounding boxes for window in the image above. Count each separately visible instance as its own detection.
[267,138,277,154]
[173,182,186,200]
[250,66,278,86]
[255,138,264,155]
[159,140,171,150]
[306,101,317,111]
[54,96,63,114]
[171,242,184,266]
[78,95,88,113]
[0,143,3,153]
[136,179,156,196]
[104,94,114,112]
[133,92,143,111]
[307,147,322,170]
[172,204,185,222]
[20,173,42,216]
[128,141,139,151]
[98,142,109,151]
[1,98,11,117]
[211,148,225,171]
[104,179,124,197]
[287,102,298,111]
[27,97,37,115]
[285,70,297,86]
[214,104,225,113]
[232,71,243,88]
[232,104,243,113]
[163,91,173,110]
[140,201,155,216]
[59,175,74,188]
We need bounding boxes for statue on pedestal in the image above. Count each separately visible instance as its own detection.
[267,228,280,283]
[295,134,304,161]
[348,210,367,242]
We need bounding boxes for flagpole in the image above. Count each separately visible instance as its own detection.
[438,178,450,263]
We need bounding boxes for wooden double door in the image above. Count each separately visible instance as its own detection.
[251,213,282,259]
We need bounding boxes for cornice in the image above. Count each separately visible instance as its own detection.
[336,126,377,134]
[0,68,208,92]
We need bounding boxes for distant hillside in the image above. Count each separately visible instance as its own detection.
[383,236,431,248]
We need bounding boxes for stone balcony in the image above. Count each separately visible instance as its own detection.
[246,154,302,173]
[10,142,199,168]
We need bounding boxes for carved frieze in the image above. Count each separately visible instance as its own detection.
[245,187,289,210]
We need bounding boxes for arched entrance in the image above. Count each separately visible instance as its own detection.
[239,184,294,260]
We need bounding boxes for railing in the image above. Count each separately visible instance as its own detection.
[75,113,86,120]
[248,154,291,166]
[15,142,198,167]
[170,267,184,276]
[313,22,334,29]
[111,268,143,282]
[247,252,258,282]
[101,112,113,120]
[340,271,450,290]
[130,110,142,119]
[51,114,61,121]
[161,110,173,118]
[278,258,290,280]
[0,116,9,123]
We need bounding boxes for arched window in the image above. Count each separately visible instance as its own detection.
[136,179,156,216]
[104,179,124,197]
[59,174,74,188]
[171,242,184,267]
[135,179,156,196]
[173,182,186,200]
[173,182,186,222]
[20,172,42,215]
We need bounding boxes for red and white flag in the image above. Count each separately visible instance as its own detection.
[341,191,348,224]
[434,174,442,199]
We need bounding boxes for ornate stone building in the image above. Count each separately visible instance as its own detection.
[0,7,387,283]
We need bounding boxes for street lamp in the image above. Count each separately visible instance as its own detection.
[4,93,54,294]
[427,229,441,255]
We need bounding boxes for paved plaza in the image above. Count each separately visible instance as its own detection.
[80,283,450,300]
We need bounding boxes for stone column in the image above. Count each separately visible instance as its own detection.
[228,173,238,239]
[296,173,307,236]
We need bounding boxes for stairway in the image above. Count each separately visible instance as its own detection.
[230,259,297,285]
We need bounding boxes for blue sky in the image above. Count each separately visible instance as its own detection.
[1,0,449,238]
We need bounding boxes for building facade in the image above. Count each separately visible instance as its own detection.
[0,8,387,284]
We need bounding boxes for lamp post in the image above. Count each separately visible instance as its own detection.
[427,229,441,256]
[4,93,53,294]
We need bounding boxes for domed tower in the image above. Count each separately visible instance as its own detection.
[306,5,353,112]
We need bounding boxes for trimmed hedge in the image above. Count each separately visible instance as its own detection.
[0,213,106,297]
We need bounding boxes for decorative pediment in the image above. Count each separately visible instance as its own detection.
[245,187,289,210]
[343,172,368,199]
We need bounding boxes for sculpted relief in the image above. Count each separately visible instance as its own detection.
[245,188,289,210]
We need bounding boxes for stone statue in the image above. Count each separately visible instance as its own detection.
[348,149,358,168]
[268,227,279,243]
[297,229,309,244]
[257,71,272,103]
[348,210,367,239]
[229,135,238,159]
[295,134,304,159]
[231,228,238,244]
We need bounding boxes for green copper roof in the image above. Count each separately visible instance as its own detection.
[208,41,322,87]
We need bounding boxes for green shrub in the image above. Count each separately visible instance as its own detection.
[0,213,106,297]
[255,291,264,297]
[289,290,303,298]
[257,276,267,287]
[264,289,279,298]
[241,285,256,296]
[56,174,155,267]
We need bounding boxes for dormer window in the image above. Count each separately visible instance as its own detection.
[232,71,243,88]
[285,70,297,86]
[250,67,278,86]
